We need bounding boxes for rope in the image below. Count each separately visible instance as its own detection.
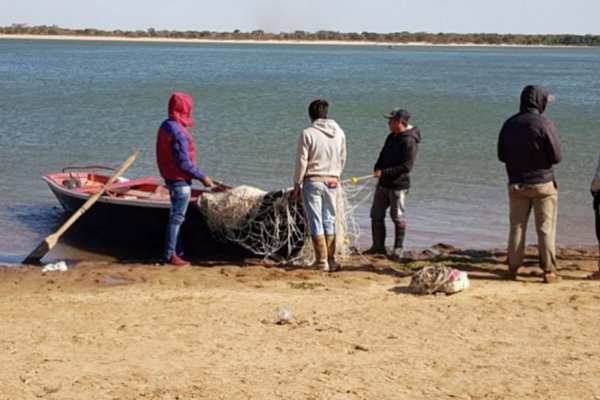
[409,264,456,295]
[340,174,374,185]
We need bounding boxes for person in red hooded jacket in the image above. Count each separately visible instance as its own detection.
[156,93,213,266]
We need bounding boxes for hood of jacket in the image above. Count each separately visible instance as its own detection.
[168,92,195,128]
[311,118,342,138]
[519,85,549,115]
[401,125,422,143]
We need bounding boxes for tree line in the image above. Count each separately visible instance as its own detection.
[2,24,600,47]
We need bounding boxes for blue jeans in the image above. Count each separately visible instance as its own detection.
[302,180,337,237]
[164,184,191,259]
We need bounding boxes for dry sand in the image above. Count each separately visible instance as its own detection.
[2,246,600,400]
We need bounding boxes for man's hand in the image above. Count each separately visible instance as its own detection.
[373,170,382,178]
[293,183,302,200]
[202,177,214,187]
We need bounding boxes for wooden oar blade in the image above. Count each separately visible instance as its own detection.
[22,239,52,265]
[21,150,139,265]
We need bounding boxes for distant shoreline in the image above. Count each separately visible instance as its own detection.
[0,34,579,48]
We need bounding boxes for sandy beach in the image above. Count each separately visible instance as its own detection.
[0,34,562,48]
[2,246,600,399]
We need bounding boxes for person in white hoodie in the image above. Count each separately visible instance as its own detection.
[294,99,346,272]
[589,153,600,280]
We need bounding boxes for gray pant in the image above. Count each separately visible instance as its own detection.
[370,186,407,224]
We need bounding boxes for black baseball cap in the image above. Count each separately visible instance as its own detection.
[383,108,411,122]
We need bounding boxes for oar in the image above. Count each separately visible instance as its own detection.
[23,150,140,265]
[211,179,232,191]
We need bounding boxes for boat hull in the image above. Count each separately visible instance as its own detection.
[44,174,249,257]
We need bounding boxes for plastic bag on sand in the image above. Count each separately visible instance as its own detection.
[442,269,470,294]
[42,261,68,272]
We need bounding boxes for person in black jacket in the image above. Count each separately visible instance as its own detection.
[588,153,600,280]
[497,85,563,283]
[364,108,421,260]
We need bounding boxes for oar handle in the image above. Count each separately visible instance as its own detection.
[211,179,232,190]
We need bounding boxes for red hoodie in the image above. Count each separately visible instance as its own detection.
[155,93,206,183]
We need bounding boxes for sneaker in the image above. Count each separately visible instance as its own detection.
[165,254,190,267]
[543,271,561,284]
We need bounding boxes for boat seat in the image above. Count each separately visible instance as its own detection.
[71,177,162,193]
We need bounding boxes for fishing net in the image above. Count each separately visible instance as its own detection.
[409,264,470,295]
[196,178,376,265]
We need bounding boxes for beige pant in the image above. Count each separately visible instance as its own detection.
[507,181,558,272]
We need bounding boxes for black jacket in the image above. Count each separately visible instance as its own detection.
[374,127,421,190]
[497,85,562,184]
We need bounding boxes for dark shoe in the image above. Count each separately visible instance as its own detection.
[543,271,561,283]
[165,254,190,267]
[501,269,517,281]
[325,258,341,272]
[362,246,387,255]
[587,270,600,280]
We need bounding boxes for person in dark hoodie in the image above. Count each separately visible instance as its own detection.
[497,85,563,283]
[364,108,421,260]
[156,92,214,267]
[587,153,600,280]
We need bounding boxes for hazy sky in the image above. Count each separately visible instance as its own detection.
[1,0,599,35]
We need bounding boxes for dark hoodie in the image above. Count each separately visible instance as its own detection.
[497,85,562,184]
[374,126,422,190]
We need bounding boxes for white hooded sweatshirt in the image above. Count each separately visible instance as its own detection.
[294,118,346,185]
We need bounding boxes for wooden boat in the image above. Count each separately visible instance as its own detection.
[42,168,304,258]
[43,169,250,256]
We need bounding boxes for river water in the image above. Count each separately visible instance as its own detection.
[1,39,599,264]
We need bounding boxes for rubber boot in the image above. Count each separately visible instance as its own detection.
[311,235,329,270]
[363,219,387,255]
[389,221,406,261]
[325,235,341,272]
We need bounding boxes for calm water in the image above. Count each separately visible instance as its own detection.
[1,39,599,264]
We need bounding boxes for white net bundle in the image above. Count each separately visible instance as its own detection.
[197,185,307,263]
[409,264,470,295]
[196,178,376,265]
